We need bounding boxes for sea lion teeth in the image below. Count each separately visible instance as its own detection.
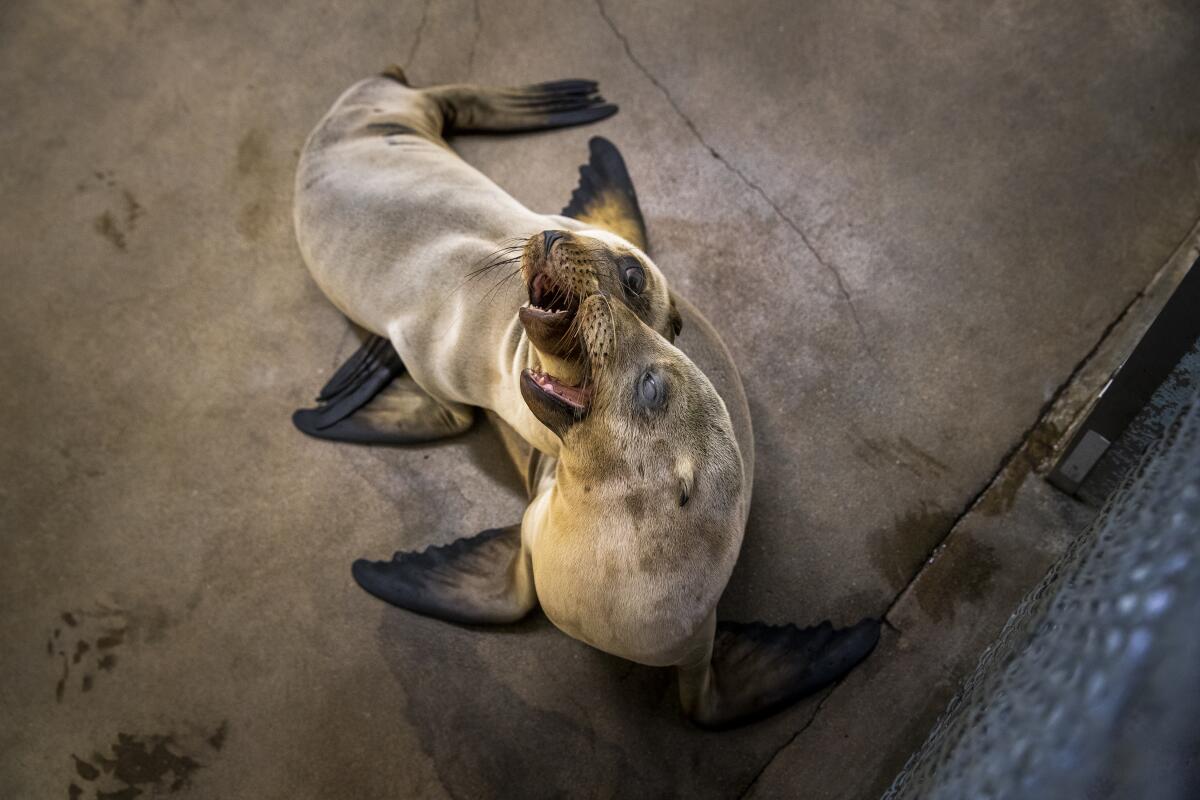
[527,369,590,410]
[519,302,582,359]
[529,270,575,313]
[525,304,569,318]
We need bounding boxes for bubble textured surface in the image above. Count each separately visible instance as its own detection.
[886,387,1200,800]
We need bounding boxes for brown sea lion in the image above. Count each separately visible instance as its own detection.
[292,69,878,727]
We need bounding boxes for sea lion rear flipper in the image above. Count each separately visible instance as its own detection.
[429,80,618,135]
[678,618,881,729]
[561,137,648,252]
[352,524,536,624]
[293,334,473,444]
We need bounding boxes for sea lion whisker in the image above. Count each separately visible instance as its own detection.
[447,259,516,301]
[466,249,523,279]
[461,256,523,293]
[469,239,525,267]
[467,256,521,280]
[604,295,619,357]
[555,305,586,352]
[481,267,524,302]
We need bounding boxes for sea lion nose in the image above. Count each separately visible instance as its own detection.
[542,230,565,253]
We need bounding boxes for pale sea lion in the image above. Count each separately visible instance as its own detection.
[292,68,879,726]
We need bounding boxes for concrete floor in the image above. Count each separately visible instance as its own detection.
[2,1,1198,798]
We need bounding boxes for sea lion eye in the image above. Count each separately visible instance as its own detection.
[637,369,666,408]
[620,257,646,295]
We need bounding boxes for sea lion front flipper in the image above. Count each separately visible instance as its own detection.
[428,80,618,135]
[351,524,536,624]
[678,617,881,729]
[293,334,473,444]
[561,137,648,252]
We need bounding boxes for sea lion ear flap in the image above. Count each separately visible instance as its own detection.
[676,456,693,507]
[668,292,683,342]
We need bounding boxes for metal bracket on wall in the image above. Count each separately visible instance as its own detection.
[1049,254,1200,495]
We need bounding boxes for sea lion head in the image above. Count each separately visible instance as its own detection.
[519,228,681,382]
[519,293,745,659]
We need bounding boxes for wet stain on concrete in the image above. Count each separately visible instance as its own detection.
[56,444,105,483]
[73,754,99,781]
[854,436,950,479]
[85,171,143,252]
[55,651,68,702]
[375,612,699,798]
[206,721,228,751]
[867,501,956,592]
[237,200,269,239]
[912,532,1000,623]
[234,128,273,240]
[122,190,143,231]
[235,129,267,177]
[93,212,126,251]
[67,723,227,799]
[48,601,180,701]
[977,420,1061,516]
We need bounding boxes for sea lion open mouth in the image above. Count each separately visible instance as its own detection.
[523,369,591,412]
[519,270,581,358]
[519,263,596,436]
[519,291,610,438]
[519,367,591,436]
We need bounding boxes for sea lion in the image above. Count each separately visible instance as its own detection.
[292,69,879,726]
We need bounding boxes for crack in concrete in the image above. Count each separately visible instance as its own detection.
[466,0,483,79]
[735,687,838,799]
[594,0,881,368]
[405,0,431,71]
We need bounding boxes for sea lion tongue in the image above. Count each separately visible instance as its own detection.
[527,370,590,409]
[518,367,590,438]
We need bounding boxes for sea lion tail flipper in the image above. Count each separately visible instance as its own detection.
[561,136,648,252]
[679,618,881,729]
[293,334,473,444]
[351,524,536,624]
[429,80,618,135]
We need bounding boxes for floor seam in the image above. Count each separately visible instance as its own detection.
[881,288,1143,628]
[735,686,839,799]
[594,0,881,369]
[880,213,1200,629]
